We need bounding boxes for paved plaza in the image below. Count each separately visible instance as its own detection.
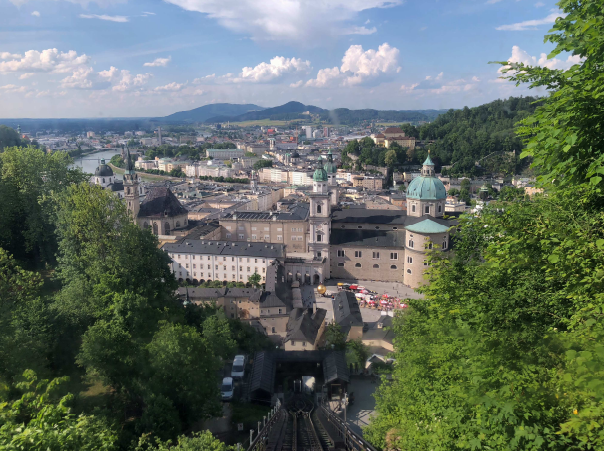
[303,279,423,323]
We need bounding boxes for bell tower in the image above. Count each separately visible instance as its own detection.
[308,157,331,279]
[123,147,140,221]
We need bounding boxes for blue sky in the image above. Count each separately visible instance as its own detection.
[0,0,579,118]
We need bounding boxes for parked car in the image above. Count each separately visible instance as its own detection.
[221,377,234,401]
[231,355,246,379]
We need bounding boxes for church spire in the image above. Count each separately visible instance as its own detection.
[125,146,135,174]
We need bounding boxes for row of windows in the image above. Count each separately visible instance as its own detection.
[410,204,443,214]
[178,271,266,281]
[341,225,398,230]
[407,240,448,250]
[337,262,399,269]
[172,254,266,263]
[179,264,264,273]
[337,250,399,260]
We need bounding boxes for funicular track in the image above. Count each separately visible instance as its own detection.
[268,395,326,451]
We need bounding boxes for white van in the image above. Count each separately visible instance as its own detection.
[231,355,246,379]
[221,377,234,401]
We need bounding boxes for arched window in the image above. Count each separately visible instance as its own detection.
[152,223,158,235]
[425,205,430,214]
[176,221,181,228]
[316,203,322,214]
[373,264,379,268]
[411,205,416,213]
[355,263,361,268]
[426,242,433,250]
[143,221,149,229]
[102,178,105,183]
[443,241,447,249]
[406,268,412,274]
[127,187,131,194]
[391,265,397,269]
[438,205,442,213]
[408,240,414,248]
[375,226,380,229]
[164,223,171,235]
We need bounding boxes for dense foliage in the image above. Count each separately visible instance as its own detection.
[0,125,21,150]
[0,172,271,449]
[342,97,541,176]
[368,2,604,449]
[253,159,273,170]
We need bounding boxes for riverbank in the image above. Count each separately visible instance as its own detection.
[108,163,183,182]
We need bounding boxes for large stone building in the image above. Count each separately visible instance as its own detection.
[121,148,190,237]
[329,155,451,287]
[163,240,286,284]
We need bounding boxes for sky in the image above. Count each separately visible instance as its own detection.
[0,0,580,118]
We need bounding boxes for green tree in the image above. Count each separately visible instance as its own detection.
[397,184,406,192]
[499,0,604,190]
[110,154,125,168]
[0,249,54,383]
[346,339,369,367]
[0,370,117,451]
[384,149,397,168]
[447,187,459,196]
[322,322,347,351]
[0,147,88,266]
[248,272,261,288]
[136,430,233,451]
[0,125,21,150]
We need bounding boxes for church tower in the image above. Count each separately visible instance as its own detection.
[308,157,331,279]
[123,147,140,221]
[323,150,339,206]
[406,151,447,218]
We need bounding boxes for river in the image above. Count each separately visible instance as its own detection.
[72,149,123,179]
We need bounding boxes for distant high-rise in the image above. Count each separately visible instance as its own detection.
[304,126,312,139]
[157,127,162,146]
[323,127,329,138]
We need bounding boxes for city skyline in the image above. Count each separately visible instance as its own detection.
[1,0,580,118]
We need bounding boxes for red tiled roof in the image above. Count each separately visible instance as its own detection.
[383,127,404,134]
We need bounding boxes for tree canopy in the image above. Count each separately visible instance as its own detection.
[367,2,604,449]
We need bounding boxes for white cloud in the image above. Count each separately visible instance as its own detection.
[0,49,90,74]
[400,72,478,95]
[193,74,216,84]
[535,2,545,6]
[472,76,480,82]
[79,14,129,22]
[31,10,40,16]
[499,45,582,72]
[0,52,22,60]
[154,82,186,92]
[496,11,565,31]
[0,84,28,93]
[60,67,97,89]
[164,0,401,42]
[342,26,376,35]
[305,67,341,87]
[113,71,152,91]
[143,11,156,15]
[486,0,503,4]
[19,73,34,79]
[290,80,304,88]
[305,42,400,88]
[235,56,310,83]
[144,56,171,67]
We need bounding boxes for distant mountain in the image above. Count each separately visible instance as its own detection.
[322,108,444,124]
[163,103,265,123]
[202,102,447,125]
[205,101,325,123]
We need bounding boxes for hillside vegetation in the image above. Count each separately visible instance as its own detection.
[367,2,604,450]
[407,96,543,175]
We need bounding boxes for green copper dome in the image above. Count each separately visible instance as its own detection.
[313,156,328,181]
[407,155,446,200]
[323,150,337,173]
[313,167,328,181]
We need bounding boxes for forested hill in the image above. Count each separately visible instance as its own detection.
[417,96,543,175]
